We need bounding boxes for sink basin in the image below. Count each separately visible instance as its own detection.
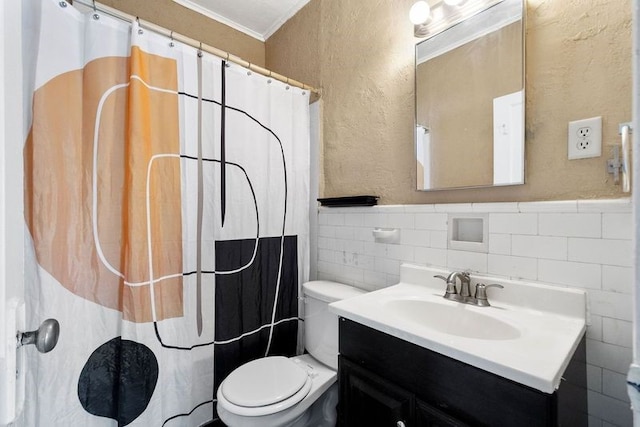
[384,299,521,340]
[329,264,587,393]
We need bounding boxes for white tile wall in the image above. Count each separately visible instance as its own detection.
[314,198,633,426]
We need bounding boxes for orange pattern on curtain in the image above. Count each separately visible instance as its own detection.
[24,48,183,323]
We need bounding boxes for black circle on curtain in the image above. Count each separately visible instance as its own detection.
[78,337,159,426]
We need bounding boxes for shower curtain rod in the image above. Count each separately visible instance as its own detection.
[69,0,320,101]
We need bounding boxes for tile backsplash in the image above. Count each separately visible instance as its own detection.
[315,199,632,427]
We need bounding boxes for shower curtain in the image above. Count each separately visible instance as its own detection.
[21,1,309,425]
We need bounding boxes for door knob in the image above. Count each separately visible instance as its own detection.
[18,319,59,353]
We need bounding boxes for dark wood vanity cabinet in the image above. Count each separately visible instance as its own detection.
[338,318,587,427]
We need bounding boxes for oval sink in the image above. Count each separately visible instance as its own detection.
[384,299,521,340]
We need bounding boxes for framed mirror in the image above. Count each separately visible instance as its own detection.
[415,0,525,191]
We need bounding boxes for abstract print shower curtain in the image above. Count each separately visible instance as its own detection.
[21,1,309,425]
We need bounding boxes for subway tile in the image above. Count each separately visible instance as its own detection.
[447,250,488,273]
[414,213,448,230]
[601,422,618,427]
[336,226,356,241]
[363,270,387,290]
[430,231,448,249]
[317,271,336,282]
[602,265,633,294]
[326,213,345,226]
[602,369,631,403]
[317,261,343,277]
[374,257,401,276]
[587,390,633,426]
[471,202,519,213]
[489,233,511,255]
[387,213,415,229]
[568,238,632,267]
[318,249,336,263]
[341,265,364,284]
[587,364,603,392]
[587,315,603,341]
[362,242,377,257]
[602,213,632,240]
[318,213,329,225]
[487,254,537,280]
[489,213,538,235]
[375,205,406,213]
[343,239,364,254]
[538,259,601,289]
[400,229,431,247]
[586,339,633,375]
[363,213,388,228]
[386,274,401,286]
[340,252,374,270]
[588,290,633,321]
[404,204,436,213]
[318,225,336,238]
[387,245,415,263]
[414,247,447,268]
[317,236,331,250]
[344,213,365,227]
[519,200,578,213]
[539,213,601,238]
[578,199,632,213]
[354,227,375,242]
[434,203,473,212]
[512,235,567,260]
[602,318,632,349]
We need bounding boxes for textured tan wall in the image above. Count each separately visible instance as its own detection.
[266,0,632,204]
[417,22,522,189]
[98,0,265,66]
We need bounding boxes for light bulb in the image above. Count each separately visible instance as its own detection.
[444,0,464,5]
[409,1,431,25]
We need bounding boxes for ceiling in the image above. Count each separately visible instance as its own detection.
[172,0,312,42]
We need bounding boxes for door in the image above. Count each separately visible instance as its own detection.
[339,357,414,427]
[1,1,26,424]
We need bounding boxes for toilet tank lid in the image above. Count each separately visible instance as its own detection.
[302,281,366,303]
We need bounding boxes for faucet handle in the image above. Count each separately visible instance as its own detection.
[434,275,458,298]
[474,283,504,306]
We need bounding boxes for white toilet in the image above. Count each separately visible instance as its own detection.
[216,280,365,427]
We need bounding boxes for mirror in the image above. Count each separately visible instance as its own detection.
[415,0,524,191]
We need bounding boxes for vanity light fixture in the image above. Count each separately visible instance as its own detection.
[409,1,432,37]
[411,0,503,38]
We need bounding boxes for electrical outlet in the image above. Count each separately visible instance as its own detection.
[568,116,602,160]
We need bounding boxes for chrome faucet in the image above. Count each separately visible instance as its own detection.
[434,271,470,302]
[434,272,503,307]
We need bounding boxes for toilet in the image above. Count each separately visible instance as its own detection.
[216,280,365,427]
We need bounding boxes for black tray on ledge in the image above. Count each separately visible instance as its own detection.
[317,196,379,207]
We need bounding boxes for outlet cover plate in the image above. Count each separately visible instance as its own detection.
[568,116,602,160]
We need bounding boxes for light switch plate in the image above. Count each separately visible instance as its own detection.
[568,116,602,160]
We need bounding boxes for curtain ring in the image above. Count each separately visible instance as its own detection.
[247,63,252,76]
[91,0,100,19]
[285,77,290,90]
[169,31,175,48]
[197,42,203,58]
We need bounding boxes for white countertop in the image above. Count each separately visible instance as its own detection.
[329,264,587,394]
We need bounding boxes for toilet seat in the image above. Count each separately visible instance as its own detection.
[218,356,312,417]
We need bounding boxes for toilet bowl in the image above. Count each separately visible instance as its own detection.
[216,281,365,427]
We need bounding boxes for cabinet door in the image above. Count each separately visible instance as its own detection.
[416,400,472,427]
[339,357,413,427]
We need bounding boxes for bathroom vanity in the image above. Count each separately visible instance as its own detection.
[338,318,586,427]
[330,264,588,427]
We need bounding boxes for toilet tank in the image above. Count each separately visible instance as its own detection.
[302,281,365,370]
